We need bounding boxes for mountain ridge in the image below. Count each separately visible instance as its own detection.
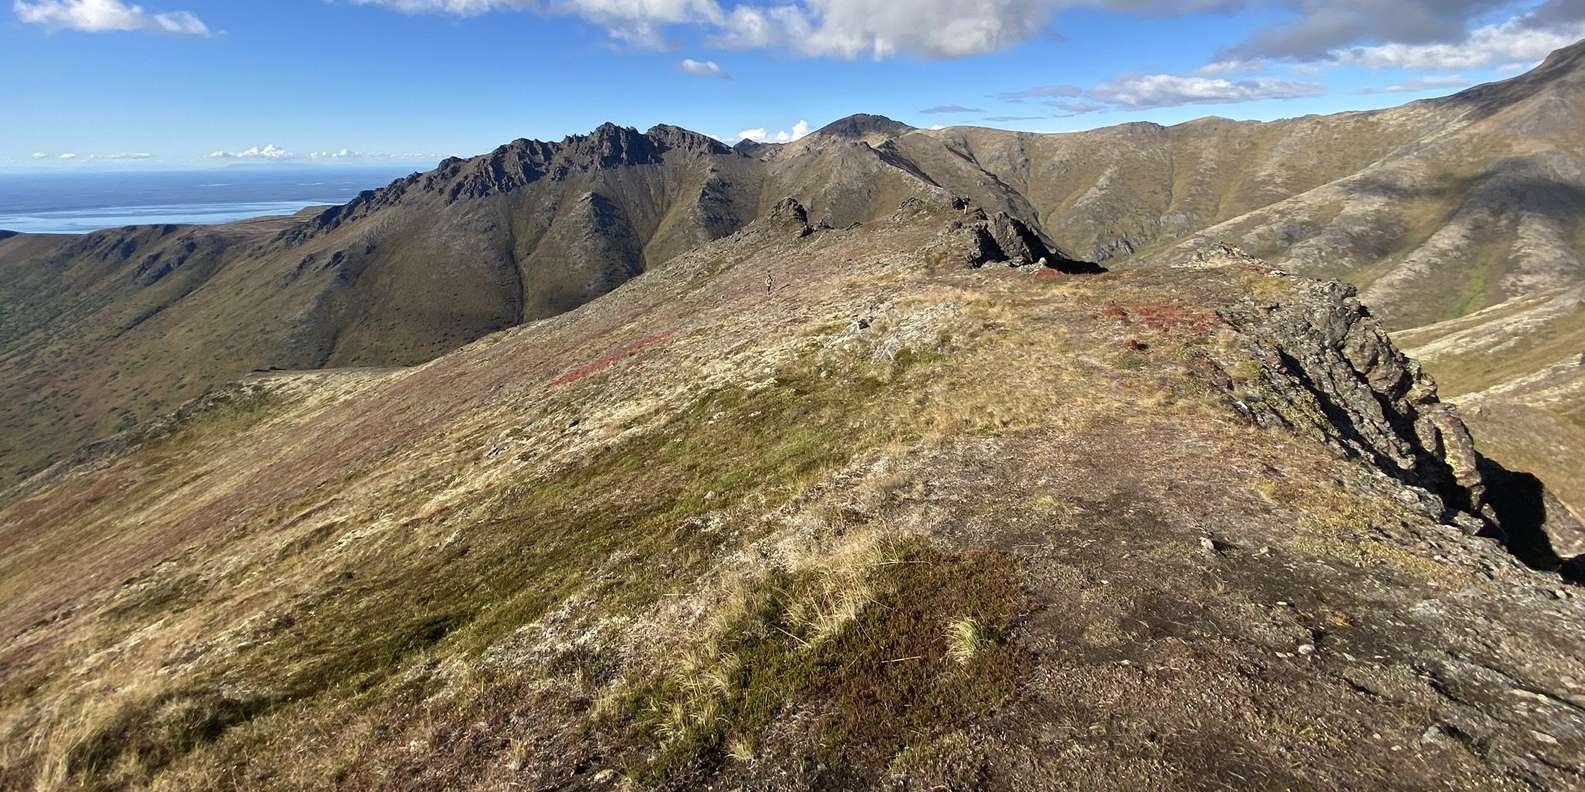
[3,41,1585,515]
[5,43,1585,790]
[2,196,1582,789]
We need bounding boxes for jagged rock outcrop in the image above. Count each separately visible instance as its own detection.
[1218,276,1495,530]
[930,202,1098,273]
[1173,243,1264,270]
[767,196,812,237]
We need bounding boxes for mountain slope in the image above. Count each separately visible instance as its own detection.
[1150,40,1585,326]
[1,201,1581,790]
[0,124,948,483]
[4,41,1585,510]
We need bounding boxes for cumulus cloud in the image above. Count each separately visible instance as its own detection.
[349,0,725,47]
[1205,1,1585,72]
[735,119,811,143]
[1331,15,1585,70]
[349,0,1065,57]
[1090,74,1323,108]
[14,0,210,36]
[1220,0,1508,62]
[31,152,48,159]
[1196,58,1264,76]
[679,57,730,78]
[57,153,78,159]
[717,0,1062,59]
[342,0,1585,68]
[209,144,293,160]
[205,145,438,163]
[989,72,1322,118]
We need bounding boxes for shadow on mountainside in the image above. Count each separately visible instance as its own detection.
[1481,457,1585,584]
[1343,169,1585,227]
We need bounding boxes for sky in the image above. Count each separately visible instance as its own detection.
[3,0,1585,170]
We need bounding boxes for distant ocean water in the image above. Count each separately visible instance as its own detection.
[0,167,423,235]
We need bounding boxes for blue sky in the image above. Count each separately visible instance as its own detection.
[4,0,1584,169]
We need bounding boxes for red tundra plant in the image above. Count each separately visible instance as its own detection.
[550,330,678,387]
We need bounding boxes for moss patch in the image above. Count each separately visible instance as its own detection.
[605,539,1028,786]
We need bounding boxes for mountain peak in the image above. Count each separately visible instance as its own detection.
[645,124,732,156]
[563,123,657,167]
[814,113,915,141]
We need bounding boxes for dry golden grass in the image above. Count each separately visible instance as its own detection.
[1,202,1569,790]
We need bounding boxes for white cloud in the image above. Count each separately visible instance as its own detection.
[14,0,210,36]
[1221,0,1506,62]
[1331,17,1585,71]
[31,152,47,159]
[715,0,1058,59]
[351,0,1064,58]
[1090,74,1324,109]
[1049,100,1106,116]
[210,144,293,160]
[350,0,724,47]
[336,0,1585,67]
[57,153,78,159]
[1360,75,1474,94]
[735,119,812,143]
[679,57,730,78]
[992,67,1324,119]
[1196,58,1265,76]
[204,146,438,163]
[86,152,155,160]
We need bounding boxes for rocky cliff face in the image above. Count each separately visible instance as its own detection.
[282,123,734,244]
[1219,272,1493,529]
